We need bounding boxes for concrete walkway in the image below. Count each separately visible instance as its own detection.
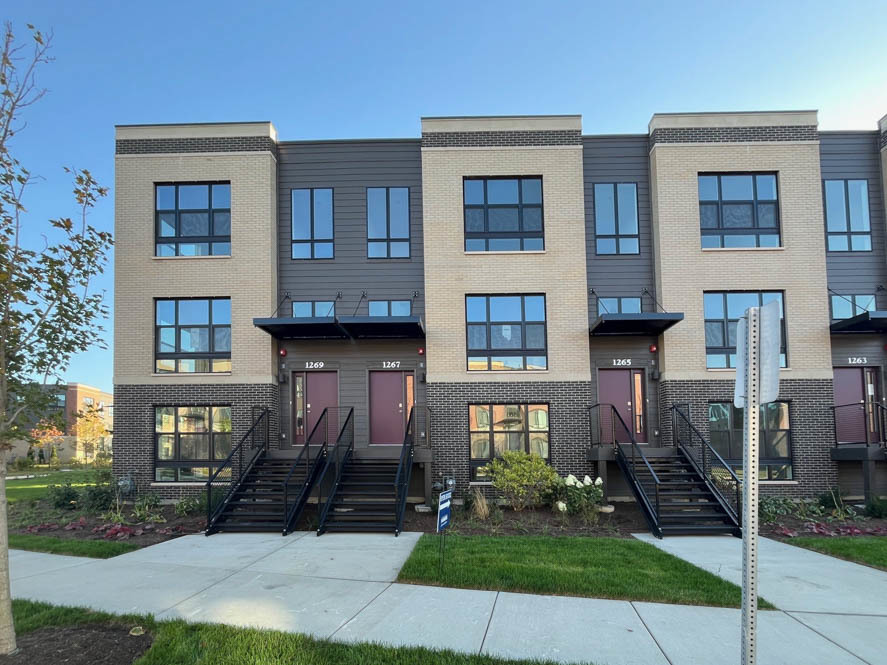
[11,533,886,665]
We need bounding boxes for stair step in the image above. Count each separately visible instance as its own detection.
[323,520,396,529]
[659,512,729,522]
[661,524,740,536]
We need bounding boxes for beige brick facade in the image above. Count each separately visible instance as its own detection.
[113,124,278,386]
[649,113,832,381]
[421,116,590,383]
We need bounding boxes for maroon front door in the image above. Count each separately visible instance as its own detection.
[369,371,414,444]
[834,367,880,444]
[598,368,647,443]
[292,371,338,446]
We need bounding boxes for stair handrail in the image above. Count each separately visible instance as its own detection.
[315,407,355,534]
[831,401,887,447]
[205,407,270,535]
[670,404,741,523]
[394,406,416,536]
[282,408,330,534]
[589,403,662,530]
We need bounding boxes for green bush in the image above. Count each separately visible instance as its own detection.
[865,497,887,519]
[483,451,559,511]
[10,456,35,472]
[83,484,116,512]
[818,488,844,510]
[48,483,81,509]
[174,495,206,517]
[758,496,794,524]
[132,493,165,523]
[93,452,113,469]
[549,474,604,522]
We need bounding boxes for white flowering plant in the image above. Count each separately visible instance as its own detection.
[549,473,605,522]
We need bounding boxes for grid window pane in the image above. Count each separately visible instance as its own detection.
[292,188,334,258]
[389,188,409,238]
[367,187,410,258]
[464,180,484,205]
[467,295,547,371]
[469,403,550,479]
[390,300,411,316]
[156,183,230,256]
[313,189,333,239]
[464,178,544,252]
[368,301,389,316]
[826,179,871,252]
[706,291,786,368]
[595,183,638,254]
[293,301,312,318]
[156,186,176,209]
[156,298,230,373]
[487,179,519,204]
[699,173,780,247]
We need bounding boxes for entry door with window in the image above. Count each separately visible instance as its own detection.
[369,371,415,444]
[834,366,881,444]
[292,371,338,446]
[598,368,647,443]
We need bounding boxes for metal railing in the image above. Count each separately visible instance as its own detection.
[281,407,332,535]
[831,401,887,447]
[589,403,662,535]
[205,407,270,535]
[670,404,741,523]
[315,407,355,535]
[394,406,416,536]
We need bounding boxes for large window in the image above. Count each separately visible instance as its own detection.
[469,404,549,480]
[703,292,785,368]
[368,300,411,317]
[292,188,333,259]
[824,179,871,251]
[367,187,410,258]
[466,295,547,371]
[698,174,779,248]
[463,177,544,252]
[292,301,335,318]
[597,296,642,316]
[830,294,875,320]
[155,183,231,257]
[154,406,232,482]
[594,183,639,254]
[708,402,792,480]
[155,298,231,373]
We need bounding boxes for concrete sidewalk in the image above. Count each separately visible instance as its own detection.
[12,533,886,665]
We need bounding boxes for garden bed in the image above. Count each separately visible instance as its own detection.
[0,624,153,665]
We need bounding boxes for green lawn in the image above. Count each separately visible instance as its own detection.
[398,534,773,609]
[13,599,568,665]
[789,536,887,570]
[9,534,138,558]
[6,469,97,504]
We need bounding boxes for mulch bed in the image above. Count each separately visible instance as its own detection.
[762,515,887,540]
[0,625,152,665]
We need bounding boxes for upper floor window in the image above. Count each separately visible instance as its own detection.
[367,187,410,258]
[703,291,786,368]
[463,177,543,252]
[824,179,871,251]
[469,404,550,480]
[154,406,232,482]
[292,301,335,318]
[597,296,642,316]
[292,188,333,259]
[155,298,231,374]
[594,183,639,254]
[155,183,231,257]
[369,300,412,317]
[466,294,547,371]
[698,174,779,248]
[830,294,875,320]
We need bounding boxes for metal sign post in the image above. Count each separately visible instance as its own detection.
[734,300,780,665]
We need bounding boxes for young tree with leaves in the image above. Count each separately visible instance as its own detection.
[72,405,108,464]
[0,23,113,654]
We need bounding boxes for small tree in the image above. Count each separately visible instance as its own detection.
[72,405,107,465]
[0,23,113,654]
[31,421,63,467]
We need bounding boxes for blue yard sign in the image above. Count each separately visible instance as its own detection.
[437,489,452,532]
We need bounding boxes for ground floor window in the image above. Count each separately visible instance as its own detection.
[154,406,233,482]
[469,403,549,480]
[708,401,792,480]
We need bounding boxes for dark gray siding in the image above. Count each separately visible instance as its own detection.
[277,140,424,316]
[583,135,656,316]
[820,132,887,306]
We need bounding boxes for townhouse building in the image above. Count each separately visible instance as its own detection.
[113,110,887,537]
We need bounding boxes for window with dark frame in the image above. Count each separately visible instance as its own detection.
[703,291,786,368]
[594,183,639,254]
[155,298,231,374]
[597,296,642,316]
[466,295,547,371]
[368,300,412,317]
[292,301,336,318]
[367,187,410,258]
[155,183,231,257]
[469,404,550,480]
[824,179,871,251]
[292,188,334,259]
[154,406,232,482]
[463,177,544,252]
[698,174,780,248]
[830,294,875,320]
[708,401,792,480]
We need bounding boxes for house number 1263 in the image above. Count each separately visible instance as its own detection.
[848,357,868,365]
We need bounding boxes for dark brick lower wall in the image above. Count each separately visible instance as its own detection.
[112,383,279,500]
[427,381,593,497]
[658,378,836,497]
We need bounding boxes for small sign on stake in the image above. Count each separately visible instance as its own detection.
[437,489,452,575]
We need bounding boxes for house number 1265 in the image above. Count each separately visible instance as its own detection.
[612,358,632,366]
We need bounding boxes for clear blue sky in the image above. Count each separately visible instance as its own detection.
[6,1,887,393]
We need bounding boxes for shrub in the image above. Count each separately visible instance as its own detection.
[550,474,604,523]
[759,496,794,524]
[174,495,206,518]
[483,451,559,511]
[48,483,81,510]
[818,488,844,510]
[93,452,113,469]
[83,484,116,512]
[132,493,165,523]
[865,497,887,519]
[468,487,490,521]
[10,456,35,472]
